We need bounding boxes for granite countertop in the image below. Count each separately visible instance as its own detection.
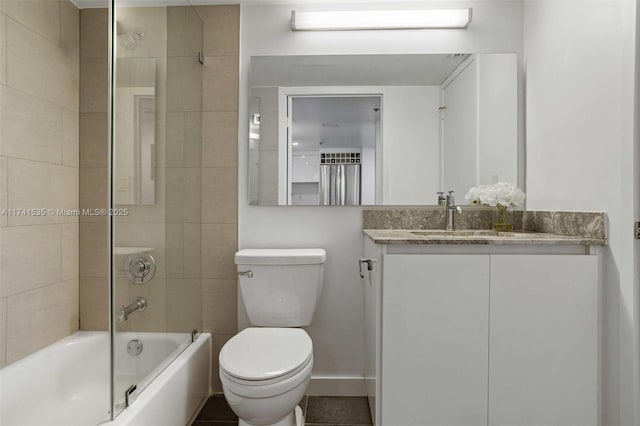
[363,229,607,246]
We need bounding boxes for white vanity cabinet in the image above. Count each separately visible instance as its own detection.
[363,238,600,426]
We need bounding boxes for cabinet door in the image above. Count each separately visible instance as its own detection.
[382,254,490,426]
[489,255,599,426]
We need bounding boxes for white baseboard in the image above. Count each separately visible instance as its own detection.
[307,376,367,396]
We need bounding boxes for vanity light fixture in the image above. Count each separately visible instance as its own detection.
[291,9,472,31]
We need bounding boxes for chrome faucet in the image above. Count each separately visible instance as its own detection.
[117,297,147,322]
[445,190,462,231]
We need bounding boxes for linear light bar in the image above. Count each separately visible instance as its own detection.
[291,9,472,31]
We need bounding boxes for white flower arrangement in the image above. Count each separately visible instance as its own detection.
[464,182,526,208]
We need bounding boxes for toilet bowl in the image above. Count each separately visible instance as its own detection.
[220,249,326,426]
[219,328,313,426]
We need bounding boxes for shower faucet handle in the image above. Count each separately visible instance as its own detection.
[124,253,156,284]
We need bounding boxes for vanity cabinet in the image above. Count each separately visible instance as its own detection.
[363,239,600,426]
[488,255,598,426]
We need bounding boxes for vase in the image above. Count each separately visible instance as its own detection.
[493,204,513,232]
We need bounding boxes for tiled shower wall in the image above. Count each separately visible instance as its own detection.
[0,0,80,367]
[78,7,109,330]
[76,5,239,393]
[196,5,239,392]
[79,6,204,333]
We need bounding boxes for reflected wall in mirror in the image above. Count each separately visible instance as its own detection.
[115,57,157,205]
[249,53,518,206]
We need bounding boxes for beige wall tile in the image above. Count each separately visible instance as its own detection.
[167,279,201,332]
[61,222,79,281]
[115,7,167,59]
[184,112,202,168]
[166,168,201,224]
[196,5,238,57]
[167,6,202,58]
[7,158,78,226]
[167,112,185,167]
[80,113,108,167]
[0,224,61,298]
[201,224,237,280]
[210,333,232,392]
[184,223,201,279]
[0,13,6,85]
[0,156,6,228]
[80,8,107,59]
[202,112,237,168]
[202,56,238,112]
[113,199,166,225]
[111,276,133,332]
[167,112,202,168]
[167,6,186,57]
[79,221,108,278]
[0,297,6,367]
[6,18,78,111]
[80,57,108,113]
[202,279,236,335]
[63,108,79,167]
[5,279,79,365]
[0,0,59,44]
[114,222,166,278]
[79,167,107,222]
[79,276,108,331]
[60,0,79,69]
[202,168,237,224]
[0,85,63,164]
[166,223,184,278]
[167,56,203,112]
[130,278,167,332]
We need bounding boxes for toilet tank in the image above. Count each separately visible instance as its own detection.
[235,249,326,327]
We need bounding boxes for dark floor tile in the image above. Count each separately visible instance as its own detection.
[196,395,237,421]
[299,395,309,416]
[306,396,372,425]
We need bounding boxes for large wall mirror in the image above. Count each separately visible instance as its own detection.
[248,53,518,206]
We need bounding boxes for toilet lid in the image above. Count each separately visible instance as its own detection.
[219,328,313,381]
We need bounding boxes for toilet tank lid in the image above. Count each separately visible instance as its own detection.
[235,249,326,265]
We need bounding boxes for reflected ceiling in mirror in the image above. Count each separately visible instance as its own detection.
[249,53,518,206]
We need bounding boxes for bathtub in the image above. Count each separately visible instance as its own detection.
[0,331,211,426]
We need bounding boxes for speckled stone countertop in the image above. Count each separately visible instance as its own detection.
[363,208,607,246]
[363,229,606,245]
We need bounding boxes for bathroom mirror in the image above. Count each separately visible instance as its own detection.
[248,53,518,206]
[114,57,157,205]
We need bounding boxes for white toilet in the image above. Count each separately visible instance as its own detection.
[219,248,327,426]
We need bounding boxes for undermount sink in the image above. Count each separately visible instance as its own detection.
[410,230,529,238]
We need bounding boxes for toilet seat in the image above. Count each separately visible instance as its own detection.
[220,356,313,399]
[219,328,313,399]
[220,328,313,381]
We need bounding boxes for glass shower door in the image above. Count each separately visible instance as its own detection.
[109,1,202,417]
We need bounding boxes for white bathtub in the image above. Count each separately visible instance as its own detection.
[0,331,211,426]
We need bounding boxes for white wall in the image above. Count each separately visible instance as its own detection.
[238,1,525,391]
[478,53,517,185]
[382,86,441,204]
[523,1,638,424]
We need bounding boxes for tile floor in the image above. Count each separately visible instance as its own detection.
[193,395,373,426]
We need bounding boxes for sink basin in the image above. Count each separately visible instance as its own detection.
[410,230,529,238]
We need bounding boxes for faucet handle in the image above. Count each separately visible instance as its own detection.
[448,190,455,195]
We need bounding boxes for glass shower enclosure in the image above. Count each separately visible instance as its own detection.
[109,0,203,418]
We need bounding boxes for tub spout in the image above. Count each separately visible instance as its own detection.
[117,297,147,322]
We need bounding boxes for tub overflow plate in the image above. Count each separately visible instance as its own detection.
[127,339,143,356]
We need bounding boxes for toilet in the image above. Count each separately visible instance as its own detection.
[219,248,327,426]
